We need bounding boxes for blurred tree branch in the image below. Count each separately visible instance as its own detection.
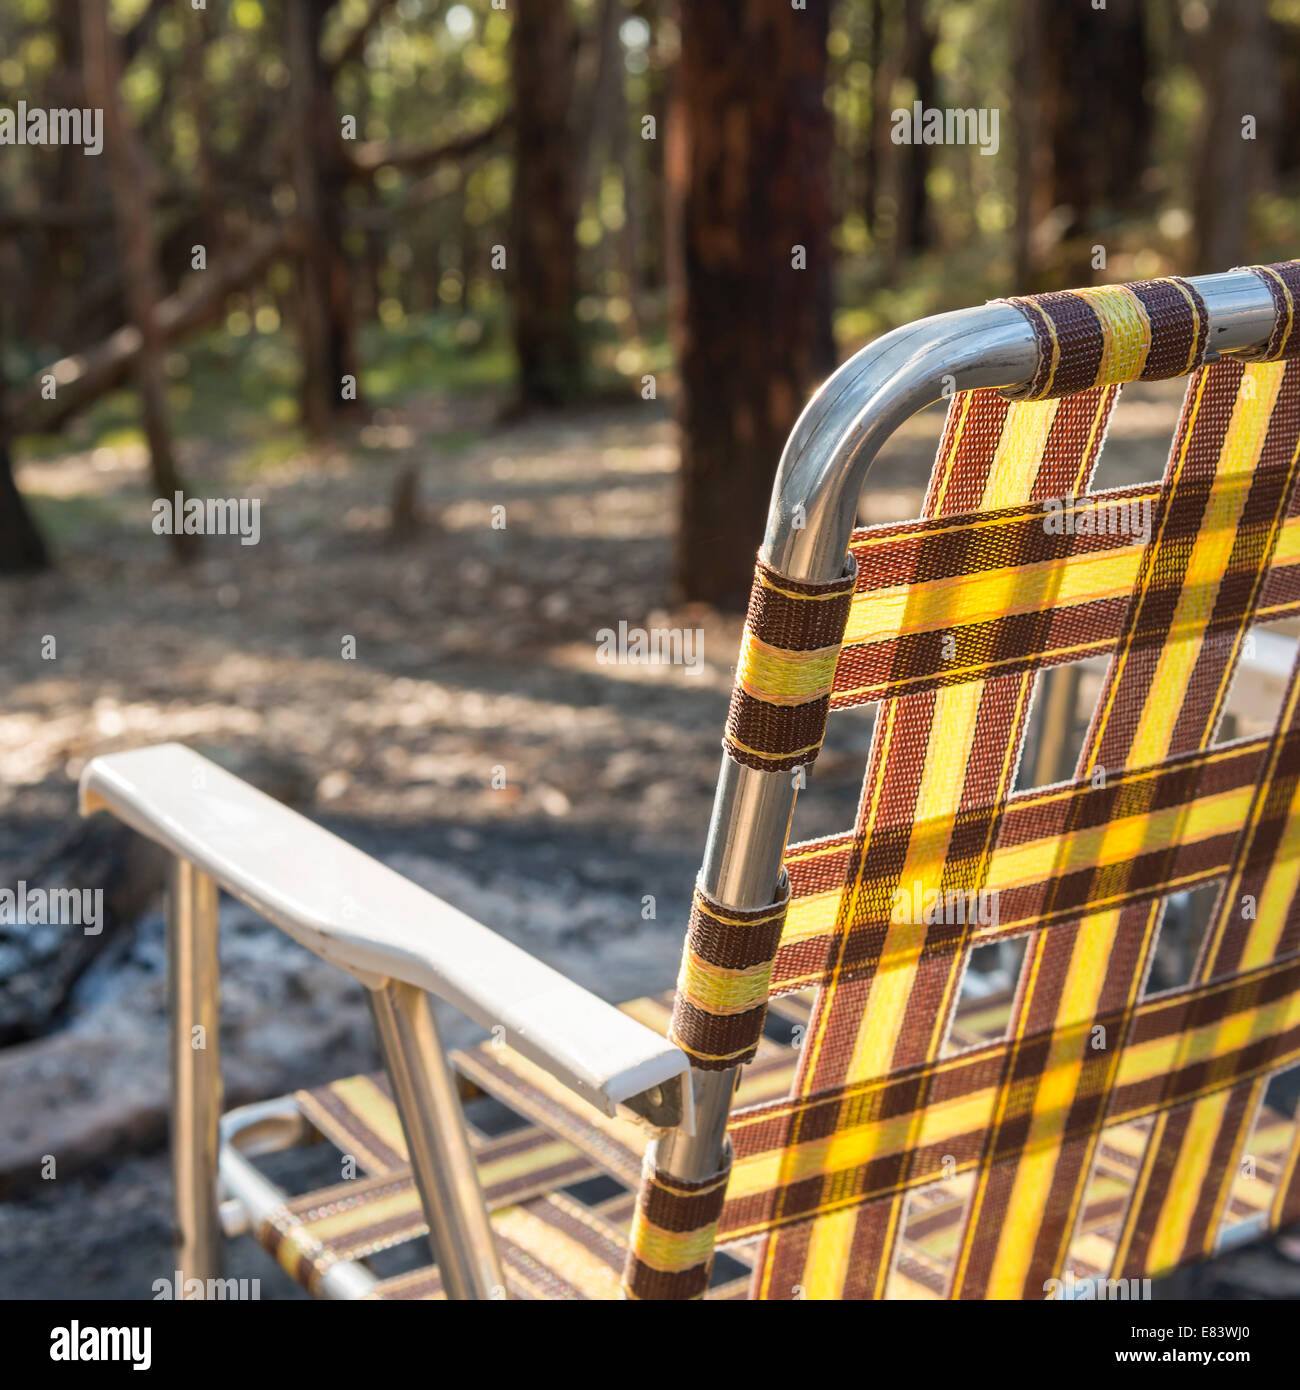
[345,111,512,176]
[13,225,290,436]
[325,0,399,78]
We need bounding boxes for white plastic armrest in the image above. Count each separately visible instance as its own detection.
[80,744,692,1129]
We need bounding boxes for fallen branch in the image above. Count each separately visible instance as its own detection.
[14,222,290,436]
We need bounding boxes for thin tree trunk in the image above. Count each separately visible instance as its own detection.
[510,0,582,407]
[1192,0,1276,272]
[671,0,835,610]
[0,364,50,575]
[458,174,477,318]
[33,1,90,350]
[892,0,936,263]
[1274,12,1300,180]
[863,0,884,239]
[187,3,221,265]
[81,0,194,562]
[579,0,623,201]
[609,19,644,342]
[287,0,361,437]
[635,0,669,295]
[1012,0,1047,288]
[582,0,634,341]
[1031,0,1151,285]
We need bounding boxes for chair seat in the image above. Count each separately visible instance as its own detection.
[243,993,766,1299]
[239,989,1295,1299]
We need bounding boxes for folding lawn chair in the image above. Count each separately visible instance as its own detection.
[81,261,1300,1299]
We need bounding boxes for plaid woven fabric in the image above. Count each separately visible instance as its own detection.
[261,995,766,1300]
[999,276,1209,401]
[631,261,1300,1300]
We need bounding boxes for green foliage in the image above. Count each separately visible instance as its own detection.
[359,309,515,400]
[7,0,1300,477]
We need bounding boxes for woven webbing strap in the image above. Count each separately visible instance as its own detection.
[668,874,790,1071]
[257,1211,338,1295]
[751,340,1300,1299]
[724,556,856,772]
[1234,260,1300,361]
[999,276,1210,401]
[622,1158,730,1300]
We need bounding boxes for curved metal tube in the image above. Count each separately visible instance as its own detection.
[762,267,1281,585]
[660,265,1284,1186]
[765,302,1034,582]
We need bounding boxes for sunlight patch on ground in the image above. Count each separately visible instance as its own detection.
[16,444,148,498]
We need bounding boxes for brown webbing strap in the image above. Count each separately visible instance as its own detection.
[999,276,1210,402]
[723,557,856,772]
[622,878,791,1299]
[623,1161,730,1300]
[668,876,791,1072]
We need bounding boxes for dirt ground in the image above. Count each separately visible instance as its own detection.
[0,377,1192,857]
[4,377,1299,1299]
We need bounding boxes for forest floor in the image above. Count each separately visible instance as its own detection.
[1,373,1193,855]
[3,372,1297,1298]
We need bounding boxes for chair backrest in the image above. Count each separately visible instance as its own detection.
[624,261,1300,1300]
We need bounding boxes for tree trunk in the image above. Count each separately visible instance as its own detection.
[510,0,583,408]
[458,175,477,318]
[671,0,835,610]
[1192,0,1276,272]
[1274,13,1300,180]
[1011,0,1047,288]
[1028,0,1151,285]
[187,2,222,265]
[637,0,669,296]
[609,13,644,341]
[864,0,885,238]
[0,368,50,575]
[892,0,936,262]
[81,0,194,562]
[287,0,362,437]
[31,0,91,352]
[579,0,624,201]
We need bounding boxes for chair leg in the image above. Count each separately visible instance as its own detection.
[367,980,506,1300]
[168,858,223,1294]
[1033,663,1083,787]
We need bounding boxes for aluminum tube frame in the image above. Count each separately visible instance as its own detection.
[655,269,1283,1186]
[168,857,223,1294]
[368,980,506,1300]
[217,1096,309,1240]
[219,1143,379,1299]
